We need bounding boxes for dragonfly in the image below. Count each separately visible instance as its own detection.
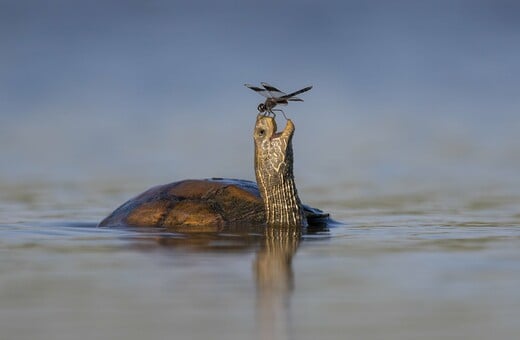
[244,82,312,119]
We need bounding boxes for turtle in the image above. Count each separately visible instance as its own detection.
[98,115,330,231]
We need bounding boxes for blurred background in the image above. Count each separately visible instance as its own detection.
[1,0,519,197]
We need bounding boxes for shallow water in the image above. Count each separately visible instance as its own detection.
[1,178,519,340]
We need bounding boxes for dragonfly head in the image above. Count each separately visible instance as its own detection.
[257,103,266,113]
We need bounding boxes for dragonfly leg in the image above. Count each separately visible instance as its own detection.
[266,110,276,118]
[272,108,288,120]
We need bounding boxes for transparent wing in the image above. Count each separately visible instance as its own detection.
[280,85,313,100]
[261,82,287,99]
[244,84,272,99]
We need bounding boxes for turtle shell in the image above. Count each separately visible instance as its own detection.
[98,178,328,231]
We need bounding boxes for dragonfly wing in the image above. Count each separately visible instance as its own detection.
[280,85,312,99]
[261,82,287,99]
[245,84,271,98]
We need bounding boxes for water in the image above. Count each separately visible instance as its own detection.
[1,177,519,340]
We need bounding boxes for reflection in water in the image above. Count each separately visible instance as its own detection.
[254,227,301,340]
[131,225,304,340]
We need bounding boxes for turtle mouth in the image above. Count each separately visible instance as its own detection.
[268,118,286,140]
[271,130,283,139]
[271,119,292,141]
[255,115,292,143]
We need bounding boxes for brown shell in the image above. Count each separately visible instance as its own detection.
[98,178,266,231]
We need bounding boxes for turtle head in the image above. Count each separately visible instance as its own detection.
[253,115,294,152]
[253,115,295,172]
[253,115,304,227]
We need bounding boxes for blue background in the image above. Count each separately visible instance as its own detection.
[1,0,519,190]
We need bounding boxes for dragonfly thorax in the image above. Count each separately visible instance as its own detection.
[260,99,278,113]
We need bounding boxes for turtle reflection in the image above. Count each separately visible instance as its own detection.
[127,225,311,339]
[255,227,301,340]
